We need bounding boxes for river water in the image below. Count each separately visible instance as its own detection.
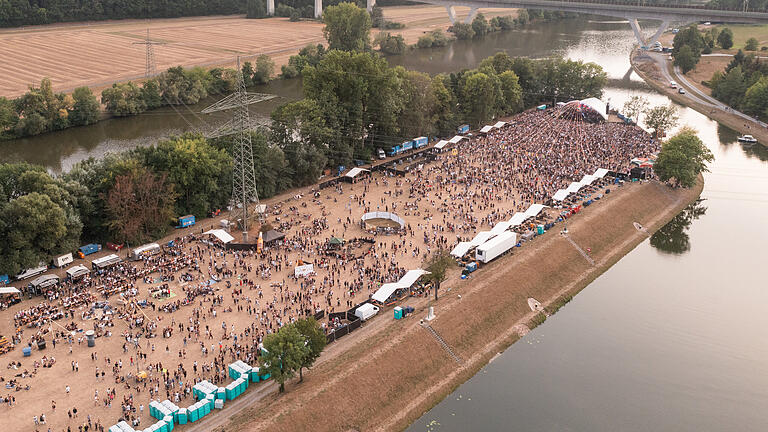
[5,17,768,430]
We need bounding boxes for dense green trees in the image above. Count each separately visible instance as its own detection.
[70,87,100,126]
[374,32,406,55]
[673,25,706,73]
[1,0,248,27]
[708,50,768,120]
[644,104,679,138]
[717,28,734,49]
[674,45,698,74]
[654,127,714,188]
[322,2,371,52]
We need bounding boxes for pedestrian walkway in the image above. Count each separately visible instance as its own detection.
[562,233,595,266]
[422,323,462,364]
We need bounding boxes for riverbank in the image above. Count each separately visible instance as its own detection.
[203,178,702,432]
[630,48,768,146]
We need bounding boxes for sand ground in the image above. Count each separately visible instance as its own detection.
[0,6,517,98]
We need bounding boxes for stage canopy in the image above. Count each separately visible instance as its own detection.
[580,97,608,120]
[345,167,369,179]
[204,229,234,244]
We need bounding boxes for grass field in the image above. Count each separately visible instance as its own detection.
[714,23,768,51]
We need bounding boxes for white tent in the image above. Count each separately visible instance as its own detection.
[552,189,569,202]
[524,204,547,218]
[493,121,506,129]
[469,231,495,247]
[479,125,493,134]
[204,229,235,244]
[450,242,472,258]
[434,140,449,150]
[593,168,609,178]
[565,181,583,194]
[398,269,430,288]
[580,97,608,120]
[371,282,402,303]
[508,212,528,227]
[344,167,369,179]
[0,287,20,295]
[66,265,90,279]
[449,135,466,144]
[579,174,597,186]
[490,221,511,235]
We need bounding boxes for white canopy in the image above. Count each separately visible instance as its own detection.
[493,121,506,129]
[580,97,608,120]
[449,135,465,144]
[565,181,583,194]
[593,168,609,178]
[204,229,234,244]
[66,265,90,279]
[508,212,528,227]
[524,204,547,218]
[0,287,20,295]
[479,125,493,133]
[450,242,472,258]
[579,174,597,185]
[29,274,59,288]
[490,221,511,235]
[469,231,495,247]
[371,269,430,303]
[345,167,369,178]
[434,140,449,150]
[552,189,569,202]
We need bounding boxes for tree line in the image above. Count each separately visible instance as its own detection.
[0,3,606,275]
[0,0,248,27]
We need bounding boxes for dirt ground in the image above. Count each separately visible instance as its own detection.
[686,55,730,96]
[0,6,517,98]
[218,179,703,432]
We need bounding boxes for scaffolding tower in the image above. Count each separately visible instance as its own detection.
[202,58,276,242]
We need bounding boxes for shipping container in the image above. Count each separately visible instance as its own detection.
[79,243,102,257]
[413,136,428,149]
[53,253,73,268]
[401,140,413,151]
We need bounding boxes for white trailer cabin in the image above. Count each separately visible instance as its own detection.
[476,231,517,264]
[53,253,74,268]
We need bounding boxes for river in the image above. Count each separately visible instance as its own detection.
[5,16,768,430]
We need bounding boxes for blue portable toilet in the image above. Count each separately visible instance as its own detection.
[217,387,226,400]
[250,368,260,383]
[23,346,31,356]
[188,405,198,422]
[176,408,187,425]
[0,274,9,285]
[394,307,402,320]
[206,394,215,411]
[164,416,174,431]
[537,225,544,235]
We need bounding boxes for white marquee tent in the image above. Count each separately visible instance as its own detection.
[593,168,609,178]
[524,204,547,218]
[450,242,472,258]
[552,189,569,202]
[449,135,466,144]
[345,167,369,179]
[371,269,431,303]
[204,229,235,244]
[508,212,528,227]
[469,231,495,247]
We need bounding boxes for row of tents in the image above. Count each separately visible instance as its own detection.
[551,168,610,202]
[371,269,431,305]
[449,203,548,262]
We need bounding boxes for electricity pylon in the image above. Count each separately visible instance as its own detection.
[202,57,276,242]
[133,28,164,78]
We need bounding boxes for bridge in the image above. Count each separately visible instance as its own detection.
[261,0,768,46]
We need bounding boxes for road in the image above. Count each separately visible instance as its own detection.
[648,52,768,130]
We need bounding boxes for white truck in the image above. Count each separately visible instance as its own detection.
[475,231,517,264]
[354,303,380,321]
[53,253,74,268]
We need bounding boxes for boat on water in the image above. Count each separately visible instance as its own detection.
[738,134,758,144]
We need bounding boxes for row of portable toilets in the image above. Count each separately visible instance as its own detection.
[109,360,270,432]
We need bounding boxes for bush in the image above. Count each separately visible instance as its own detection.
[253,54,275,84]
[491,15,515,31]
[417,33,434,48]
[471,13,490,37]
[449,22,475,40]
[275,4,295,17]
[745,37,759,51]
[281,64,299,79]
[382,20,404,30]
[290,10,301,21]
[375,32,406,55]
[416,29,450,49]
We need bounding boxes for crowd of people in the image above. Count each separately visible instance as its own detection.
[0,106,659,432]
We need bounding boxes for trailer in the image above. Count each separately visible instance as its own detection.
[78,243,102,258]
[475,231,517,264]
[354,303,380,321]
[413,136,428,149]
[16,265,48,281]
[176,214,196,229]
[131,243,161,260]
[53,253,74,268]
[387,145,402,157]
[92,254,122,270]
[458,124,470,134]
[401,140,414,151]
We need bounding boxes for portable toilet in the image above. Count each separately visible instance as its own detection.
[250,367,260,383]
[206,393,215,410]
[537,224,544,235]
[394,306,403,320]
[176,408,187,425]
[214,399,224,409]
[23,346,31,356]
[226,383,236,400]
[217,387,226,400]
[188,405,198,422]
[164,416,174,431]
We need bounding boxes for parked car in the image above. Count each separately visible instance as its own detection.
[669,81,677,89]
[678,87,686,94]
[106,242,124,251]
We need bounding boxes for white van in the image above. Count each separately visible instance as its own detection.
[354,303,380,321]
[53,253,74,268]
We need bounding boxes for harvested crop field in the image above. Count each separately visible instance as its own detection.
[0,6,516,97]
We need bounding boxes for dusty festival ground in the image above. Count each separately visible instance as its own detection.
[0,6,516,98]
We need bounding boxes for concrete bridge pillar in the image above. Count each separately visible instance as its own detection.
[464,7,479,24]
[629,18,670,47]
[315,0,322,18]
[446,5,457,24]
[267,0,274,16]
[367,0,376,12]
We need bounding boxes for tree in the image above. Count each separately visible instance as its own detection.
[498,70,522,114]
[743,76,768,119]
[270,99,331,186]
[674,45,697,74]
[141,79,164,110]
[101,82,147,116]
[246,0,267,18]
[644,104,679,138]
[745,37,759,51]
[398,69,437,137]
[374,32,406,55]
[717,27,733,49]
[460,71,499,127]
[241,61,255,87]
[260,324,309,392]
[69,86,100,126]
[293,317,327,382]
[422,249,453,301]
[14,78,70,136]
[105,167,176,244]
[622,95,648,124]
[322,2,371,52]
[0,97,18,138]
[672,25,705,58]
[449,22,474,40]
[471,13,489,38]
[712,65,746,107]
[253,55,275,85]
[653,127,714,188]
[479,52,514,75]
[431,74,457,137]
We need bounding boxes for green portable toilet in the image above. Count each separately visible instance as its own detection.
[217,387,225,400]
[537,224,544,235]
[394,306,403,320]
[250,367,260,383]
[164,416,174,431]
[176,408,187,425]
